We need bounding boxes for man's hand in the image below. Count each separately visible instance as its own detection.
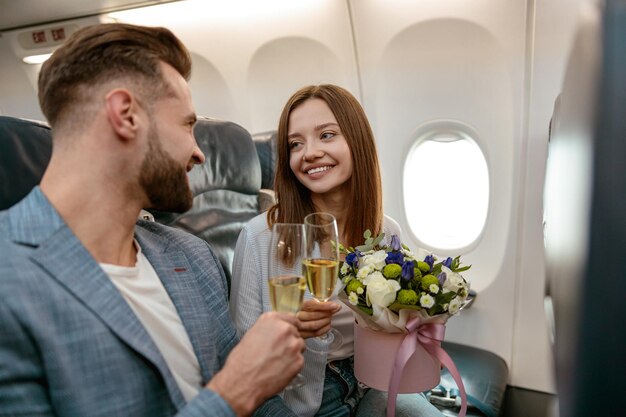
[206,312,305,417]
[296,300,341,338]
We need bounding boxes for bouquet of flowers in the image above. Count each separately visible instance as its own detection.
[338,231,471,417]
[340,231,471,326]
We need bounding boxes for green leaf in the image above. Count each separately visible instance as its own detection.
[455,265,472,272]
[436,291,456,305]
[372,233,385,246]
[364,230,372,239]
[357,305,373,315]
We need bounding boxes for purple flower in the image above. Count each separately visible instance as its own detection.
[390,235,401,251]
[443,257,453,268]
[424,255,435,270]
[386,251,404,265]
[346,252,359,268]
[437,272,447,286]
[401,260,415,281]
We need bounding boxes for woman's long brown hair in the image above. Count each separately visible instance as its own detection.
[267,84,383,249]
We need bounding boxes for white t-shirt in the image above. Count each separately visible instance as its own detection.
[100,242,202,402]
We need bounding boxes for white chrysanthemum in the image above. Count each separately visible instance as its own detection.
[356,265,373,281]
[348,292,359,305]
[361,250,387,270]
[420,293,435,309]
[448,297,461,315]
[356,287,364,295]
[340,262,350,275]
[362,270,384,286]
[429,284,439,293]
[366,275,401,308]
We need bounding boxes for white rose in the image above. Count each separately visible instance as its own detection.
[413,247,432,262]
[362,250,387,270]
[366,275,400,308]
[400,248,414,260]
[442,266,466,293]
[362,270,384,285]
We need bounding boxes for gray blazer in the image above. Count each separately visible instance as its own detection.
[0,187,295,417]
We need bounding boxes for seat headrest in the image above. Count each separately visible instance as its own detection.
[0,116,52,210]
[190,117,262,195]
[251,130,277,190]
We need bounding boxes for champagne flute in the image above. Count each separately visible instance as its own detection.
[268,222,307,389]
[303,212,343,351]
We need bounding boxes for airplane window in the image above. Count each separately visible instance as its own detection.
[403,129,489,251]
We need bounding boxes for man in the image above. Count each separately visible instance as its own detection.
[0,23,304,416]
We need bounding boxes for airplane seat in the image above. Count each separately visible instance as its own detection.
[0,116,52,210]
[0,115,268,292]
[150,117,270,290]
[432,341,508,417]
[544,1,626,416]
[251,130,277,189]
[0,114,154,221]
[251,130,278,211]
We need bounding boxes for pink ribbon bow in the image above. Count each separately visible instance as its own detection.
[386,317,467,417]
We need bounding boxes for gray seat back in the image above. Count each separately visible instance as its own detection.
[152,118,268,289]
[0,116,52,210]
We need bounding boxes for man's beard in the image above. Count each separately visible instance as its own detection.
[139,123,194,213]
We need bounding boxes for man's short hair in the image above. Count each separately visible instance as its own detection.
[38,23,192,128]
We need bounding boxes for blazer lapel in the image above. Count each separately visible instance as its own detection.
[9,188,186,409]
[137,228,218,385]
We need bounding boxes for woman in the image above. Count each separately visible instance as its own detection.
[229,85,443,417]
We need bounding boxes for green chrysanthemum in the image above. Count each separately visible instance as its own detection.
[416,261,431,274]
[397,289,419,305]
[421,274,439,291]
[346,279,364,294]
[382,263,402,279]
[412,267,423,279]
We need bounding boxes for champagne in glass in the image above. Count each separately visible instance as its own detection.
[302,258,339,302]
[269,275,306,314]
[268,222,307,389]
[303,212,343,351]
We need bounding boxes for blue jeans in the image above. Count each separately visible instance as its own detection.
[315,357,444,417]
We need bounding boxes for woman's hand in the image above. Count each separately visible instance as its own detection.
[296,300,342,338]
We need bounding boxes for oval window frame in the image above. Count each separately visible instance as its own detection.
[402,120,490,253]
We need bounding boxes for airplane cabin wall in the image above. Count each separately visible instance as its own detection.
[0,0,589,394]
[349,0,585,393]
[0,35,43,120]
[108,0,360,133]
[515,0,588,393]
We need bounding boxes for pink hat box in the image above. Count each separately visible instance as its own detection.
[353,321,441,393]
